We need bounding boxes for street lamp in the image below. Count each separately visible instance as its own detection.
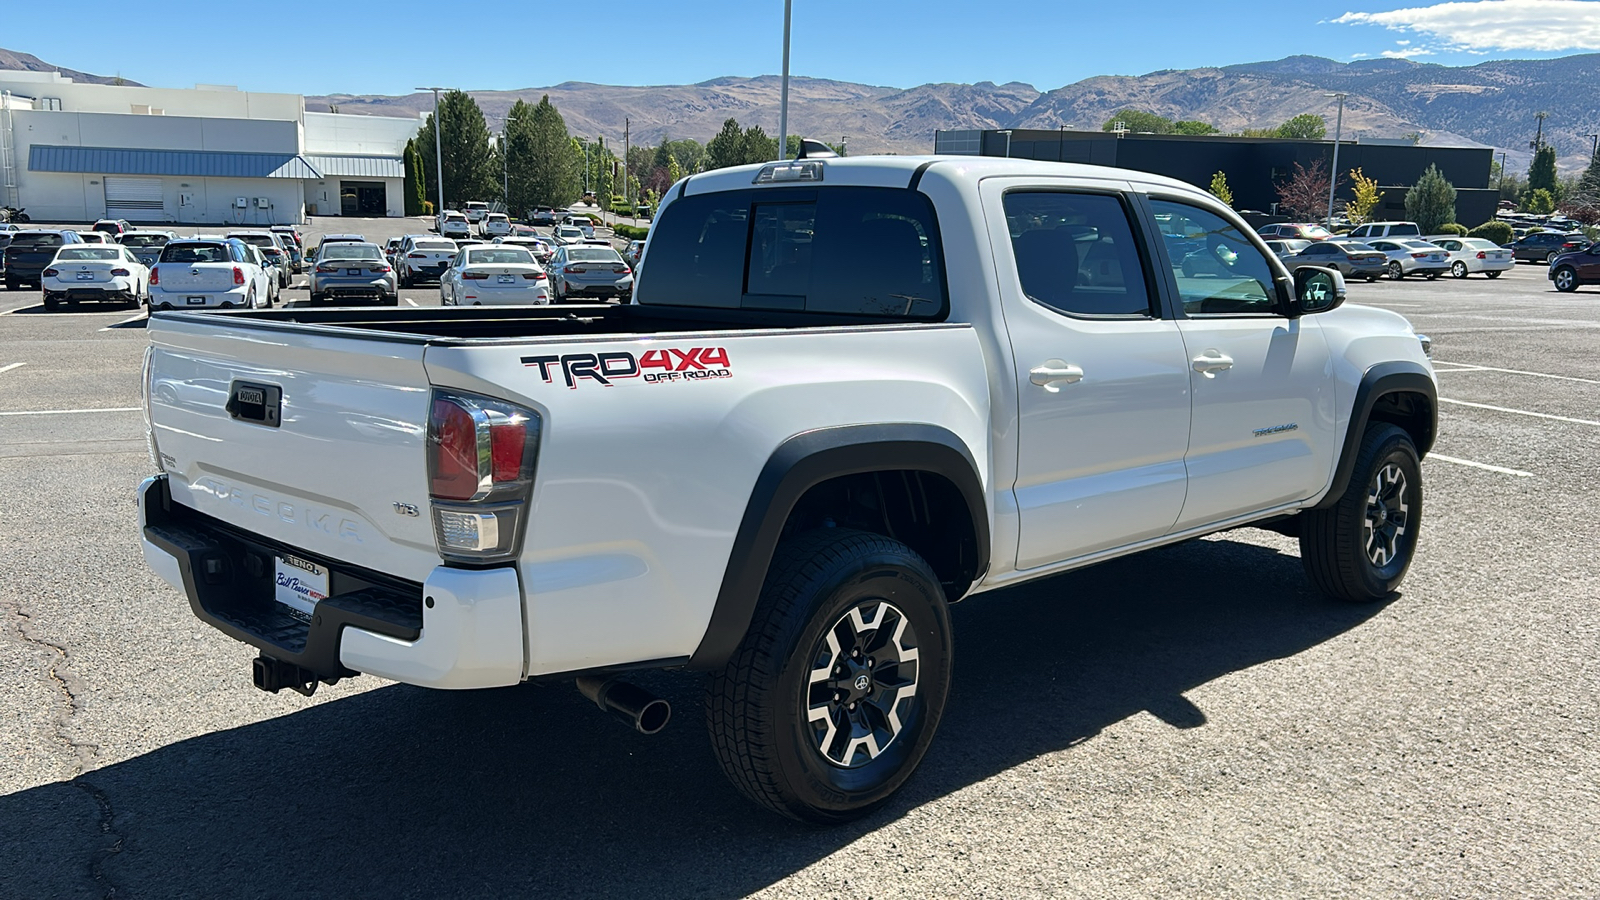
[1588,133,1599,167]
[416,86,453,220]
[998,130,1013,158]
[1326,92,1346,228]
[778,0,792,161]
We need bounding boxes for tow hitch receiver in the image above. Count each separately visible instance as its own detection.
[253,654,321,697]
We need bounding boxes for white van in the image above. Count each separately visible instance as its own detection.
[1348,221,1422,240]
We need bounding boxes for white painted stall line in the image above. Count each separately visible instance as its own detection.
[1427,454,1534,478]
[1431,361,1600,385]
[1438,397,1600,427]
[405,298,418,307]
[0,406,141,417]
[99,313,149,331]
[0,362,25,375]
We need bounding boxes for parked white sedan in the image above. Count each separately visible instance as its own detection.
[1423,235,1515,279]
[440,245,550,306]
[1367,238,1450,280]
[41,244,149,310]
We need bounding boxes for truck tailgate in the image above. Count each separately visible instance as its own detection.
[147,315,438,583]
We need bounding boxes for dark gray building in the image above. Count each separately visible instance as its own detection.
[933,129,1499,229]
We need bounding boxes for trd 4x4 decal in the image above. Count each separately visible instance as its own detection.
[523,347,732,388]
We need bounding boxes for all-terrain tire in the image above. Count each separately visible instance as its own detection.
[706,528,952,823]
[1299,424,1422,603]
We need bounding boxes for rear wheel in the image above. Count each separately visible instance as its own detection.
[1425,271,1438,281]
[707,528,952,823]
[1486,271,1501,279]
[1450,261,1468,278]
[43,294,61,311]
[1553,266,1579,292]
[1387,261,1404,280]
[1546,251,1559,264]
[1365,275,1379,283]
[1299,424,1422,603]
[4,278,17,291]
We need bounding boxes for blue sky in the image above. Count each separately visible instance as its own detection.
[5,0,1599,95]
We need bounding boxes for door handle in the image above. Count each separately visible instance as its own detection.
[1191,351,1234,377]
[1029,360,1084,392]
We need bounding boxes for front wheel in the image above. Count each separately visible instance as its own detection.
[1451,261,1467,278]
[1299,424,1422,603]
[706,528,952,823]
[1486,270,1502,279]
[1553,266,1578,292]
[1387,261,1404,280]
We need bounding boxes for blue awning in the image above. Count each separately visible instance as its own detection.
[303,155,404,178]
[28,145,322,179]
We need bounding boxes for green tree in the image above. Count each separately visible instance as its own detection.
[414,90,496,209]
[1208,171,1233,207]
[1276,114,1327,141]
[1173,120,1219,135]
[706,118,746,170]
[662,138,706,174]
[1524,187,1555,215]
[510,95,581,209]
[742,125,777,163]
[1101,109,1173,133]
[1527,145,1558,195]
[1345,167,1384,225]
[402,141,426,216]
[1404,164,1457,233]
[1578,151,1600,201]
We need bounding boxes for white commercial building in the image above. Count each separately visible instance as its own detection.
[0,71,419,224]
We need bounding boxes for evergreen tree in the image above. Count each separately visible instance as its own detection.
[516,95,581,209]
[1404,164,1457,233]
[1527,145,1558,196]
[742,125,777,164]
[413,90,496,209]
[1208,171,1233,207]
[402,141,426,216]
[706,118,746,170]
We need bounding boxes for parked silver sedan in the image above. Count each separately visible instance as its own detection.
[309,242,397,305]
[1423,236,1514,279]
[1367,238,1450,280]
[550,245,633,302]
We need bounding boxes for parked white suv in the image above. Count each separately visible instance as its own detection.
[140,155,1437,824]
[438,211,471,239]
[1347,221,1422,240]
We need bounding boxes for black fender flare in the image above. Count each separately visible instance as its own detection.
[687,423,989,670]
[1314,360,1437,510]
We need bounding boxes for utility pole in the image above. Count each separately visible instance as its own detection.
[416,87,450,220]
[501,131,509,210]
[779,0,792,160]
[1326,92,1346,227]
[1499,151,1507,193]
[1533,111,1548,150]
[1588,133,1599,167]
[624,117,631,209]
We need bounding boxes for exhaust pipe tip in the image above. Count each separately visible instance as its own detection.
[576,676,671,735]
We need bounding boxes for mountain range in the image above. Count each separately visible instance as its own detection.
[0,47,140,86]
[4,47,1595,171]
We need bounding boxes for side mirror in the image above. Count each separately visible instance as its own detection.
[1288,266,1344,316]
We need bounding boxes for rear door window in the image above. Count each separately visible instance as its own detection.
[637,186,946,318]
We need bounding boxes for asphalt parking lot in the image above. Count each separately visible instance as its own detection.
[2,225,1597,898]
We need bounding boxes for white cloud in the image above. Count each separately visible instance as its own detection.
[1380,48,1436,56]
[1351,52,1372,57]
[1396,39,1412,45]
[1334,0,1600,52]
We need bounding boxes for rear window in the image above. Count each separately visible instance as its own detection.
[637,186,946,318]
[230,234,275,247]
[566,248,621,263]
[58,247,121,261]
[1387,223,1420,236]
[161,243,231,263]
[467,248,534,265]
[10,233,65,247]
[323,244,382,260]
[122,234,170,248]
[414,240,456,251]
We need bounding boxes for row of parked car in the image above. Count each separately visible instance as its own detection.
[1250,220,1597,288]
[383,230,634,305]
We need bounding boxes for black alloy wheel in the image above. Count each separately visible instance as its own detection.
[1300,424,1423,602]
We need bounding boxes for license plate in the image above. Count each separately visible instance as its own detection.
[497,274,515,283]
[187,296,206,304]
[274,554,329,623]
[346,268,361,276]
[76,271,95,281]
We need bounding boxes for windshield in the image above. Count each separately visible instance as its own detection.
[121,234,170,248]
[10,233,65,247]
[567,249,622,263]
[322,244,383,260]
[467,248,534,265]
[161,244,232,263]
[57,247,122,261]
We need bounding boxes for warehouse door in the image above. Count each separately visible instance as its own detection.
[340,181,386,216]
[104,177,164,221]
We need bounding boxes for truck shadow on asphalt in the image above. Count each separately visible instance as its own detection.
[4,533,1390,898]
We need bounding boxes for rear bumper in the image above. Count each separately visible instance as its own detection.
[149,285,250,309]
[139,475,525,689]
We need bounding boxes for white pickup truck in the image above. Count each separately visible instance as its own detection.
[139,154,1437,823]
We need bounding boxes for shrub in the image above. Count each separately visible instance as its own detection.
[1524,188,1555,215]
[1466,221,1513,244]
[1525,226,1545,235]
[1404,164,1457,234]
[1435,222,1468,236]
[612,223,650,241]
[422,200,434,216]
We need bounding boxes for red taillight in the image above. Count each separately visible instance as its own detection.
[490,422,525,482]
[111,267,130,276]
[372,264,392,273]
[614,266,630,275]
[428,398,480,501]
[1410,253,1428,260]
[233,266,245,285]
[463,272,488,280]
[565,266,585,274]
[522,272,546,280]
[316,264,337,273]
[150,267,159,285]
[408,252,427,258]
[1477,251,1487,259]
[42,267,58,277]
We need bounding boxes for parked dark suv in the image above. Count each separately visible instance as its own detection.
[1509,231,1588,264]
[1548,242,1600,292]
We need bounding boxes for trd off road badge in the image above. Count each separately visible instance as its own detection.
[522,347,732,388]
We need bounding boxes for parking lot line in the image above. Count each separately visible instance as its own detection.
[0,406,141,417]
[99,313,150,331]
[0,362,24,375]
[1430,362,1600,385]
[405,298,418,307]
[1438,397,1600,427]
[1427,453,1534,477]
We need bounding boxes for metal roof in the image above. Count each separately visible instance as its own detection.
[28,145,321,179]
[303,155,404,178]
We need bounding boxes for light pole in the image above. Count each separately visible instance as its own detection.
[416,86,451,220]
[1499,151,1508,193]
[998,130,1013,158]
[778,0,792,160]
[1326,92,1346,228]
[1588,133,1599,168]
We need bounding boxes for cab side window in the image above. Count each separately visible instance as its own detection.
[1150,200,1277,316]
[1003,191,1154,317]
